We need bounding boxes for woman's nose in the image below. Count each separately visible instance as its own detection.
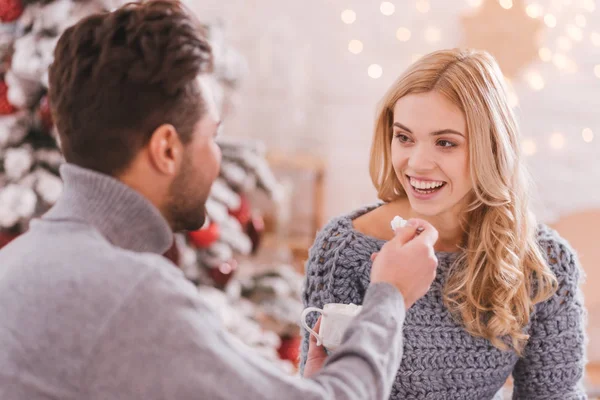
[407,145,435,171]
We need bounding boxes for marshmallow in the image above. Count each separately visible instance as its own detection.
[390,215,407,231]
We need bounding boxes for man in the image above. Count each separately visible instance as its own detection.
[0,1,439,399]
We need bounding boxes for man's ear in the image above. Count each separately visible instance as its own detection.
[147,124,182,176]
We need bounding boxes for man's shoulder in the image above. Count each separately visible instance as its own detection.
[0,219,201,396]
[0,218,177,307]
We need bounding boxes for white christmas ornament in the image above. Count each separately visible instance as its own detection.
[0,112,30,149]
[220,161,251,190]
[219,216,253,255]
[0,184,37,228]
[5,73,41,110]
[35,169,63,204]
[209,178,242,210]
[19,171,37,189]
[6,37,44,109]
[196,241,234,268]
[10,34,45,82]
[4,147,33,181]
[205,198,229,223]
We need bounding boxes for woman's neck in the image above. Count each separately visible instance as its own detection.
[391,199,464,252]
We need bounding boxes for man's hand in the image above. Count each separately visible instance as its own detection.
[303,318,327,378]
[370,219,439,308]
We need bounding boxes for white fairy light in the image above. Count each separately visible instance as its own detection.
[341,9,356,24]
[368,64,383,79]
[550,132,565,149]
[380,2,396,16]
[396,27,412,42]
[348,40,363,54]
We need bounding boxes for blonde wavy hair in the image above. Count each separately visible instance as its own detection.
[370,48,558,354]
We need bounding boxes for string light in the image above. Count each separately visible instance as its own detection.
[396,27,412,42]
[582,128,594,143]
[416,0,431,13]
[552,53,568,70]
[336,1,596,168]
[424,26,442,43]
[539,47,552,62]
[342,0,598,88]
[467,0,483,7]
[380,2,396,16]
[526,71,545,91]
[522,139,537,155]
[550,132,565,149]
[544,14,557,28]
[341,9,356,24]
[526,4,543,18]
[583,0,596,12]
[557,36,572,51]
[348,40,363,54]
[566,24,583,41]
[565,59,578,73]
[368,64,383,79]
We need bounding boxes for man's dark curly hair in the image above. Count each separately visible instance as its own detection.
[48,0,213,176]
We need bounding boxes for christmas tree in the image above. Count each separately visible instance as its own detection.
[0,0,131,243]
[0,0,305,371]
[175,21,304,370]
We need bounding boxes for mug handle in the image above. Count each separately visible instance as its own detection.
[301,307,324,346]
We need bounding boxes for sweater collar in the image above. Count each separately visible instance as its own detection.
[43,164,173,254]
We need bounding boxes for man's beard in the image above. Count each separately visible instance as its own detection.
[165,156,210,232]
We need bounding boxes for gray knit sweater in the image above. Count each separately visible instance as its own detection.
[300,205,587,400]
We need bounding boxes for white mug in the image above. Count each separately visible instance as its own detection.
[301,303,362,350]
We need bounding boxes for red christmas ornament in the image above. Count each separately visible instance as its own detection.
[188,222,220,248]
[229,194,251,226]
[208,258,238,289]
[0,80,16,115]
[38,95,53,131]
[0,231,19,249]
[0,0,23,22]
[277,335,301,365]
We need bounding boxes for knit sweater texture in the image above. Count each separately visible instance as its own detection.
[300,204,587,400]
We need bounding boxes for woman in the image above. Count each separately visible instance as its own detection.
[299,49,586,399]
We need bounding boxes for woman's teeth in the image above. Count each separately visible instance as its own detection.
[409,177,445,193]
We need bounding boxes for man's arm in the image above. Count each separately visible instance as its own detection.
[82,265,406,400]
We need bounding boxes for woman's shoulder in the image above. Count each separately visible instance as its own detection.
[535,223,582,279]
[306,204,385,268]
[532,223,585,322]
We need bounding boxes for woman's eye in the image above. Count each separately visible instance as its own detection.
[394,133,411,143]
[437,140,456,148]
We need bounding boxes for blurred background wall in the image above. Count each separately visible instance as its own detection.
[186,0,600,367]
